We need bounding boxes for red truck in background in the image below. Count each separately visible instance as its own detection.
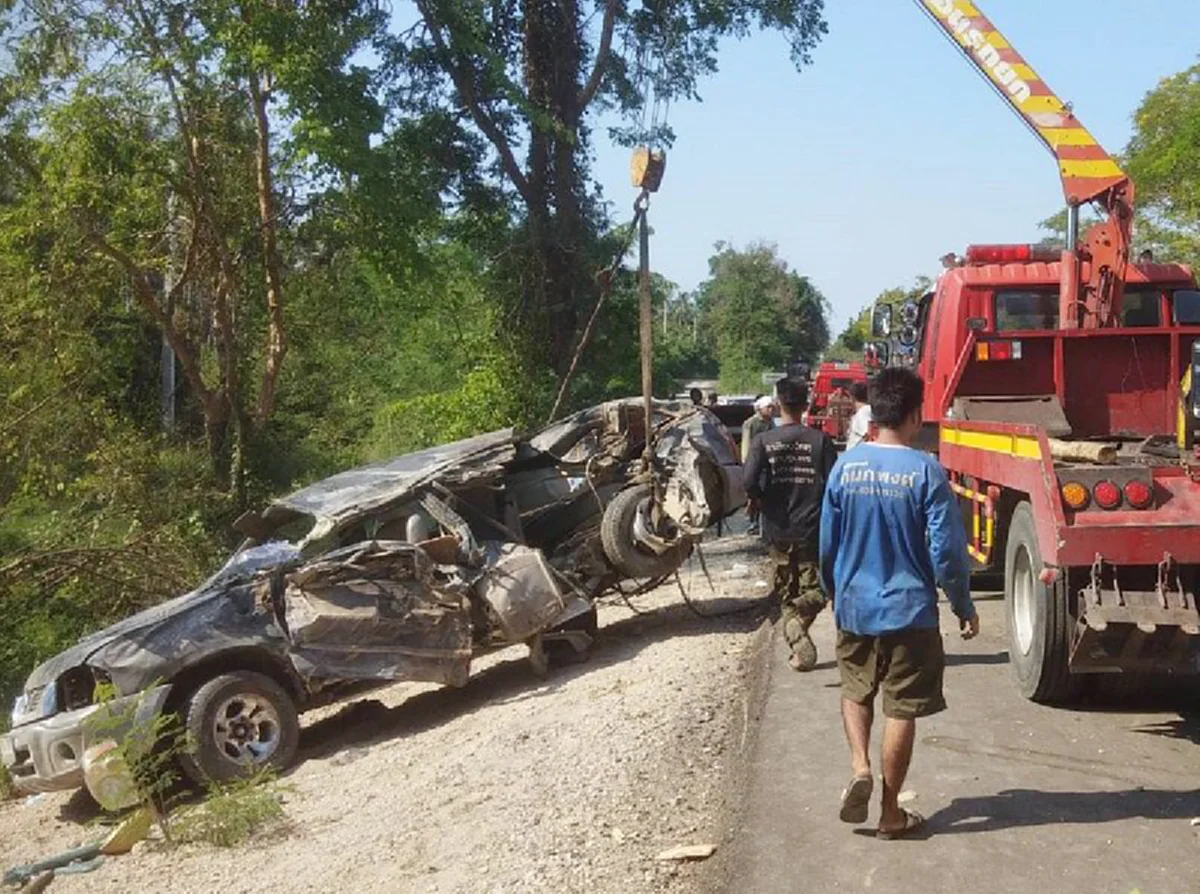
[861,0,1200,702]
[802,362,867,445]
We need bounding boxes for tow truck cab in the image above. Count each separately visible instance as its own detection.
[803,362,867,444]
[870,246,1200,701]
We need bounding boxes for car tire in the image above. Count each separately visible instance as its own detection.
[178,671,300,787]
[600,484,691,579]
[1004,502,1079,704]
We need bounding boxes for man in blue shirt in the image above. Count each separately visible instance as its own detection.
[819,367,979,840]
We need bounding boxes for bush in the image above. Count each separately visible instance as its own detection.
[174,772,289,848]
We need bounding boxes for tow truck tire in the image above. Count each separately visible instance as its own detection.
[178,671,300,787]
[1004,502,1078,704]
[601,484,691,579]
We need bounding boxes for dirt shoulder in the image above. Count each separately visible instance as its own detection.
[1,534,774,894]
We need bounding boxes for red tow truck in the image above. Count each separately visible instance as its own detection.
[865,0,1200,701]
[802,362,867,445]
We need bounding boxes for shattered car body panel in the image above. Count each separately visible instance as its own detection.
[3,399,743,793]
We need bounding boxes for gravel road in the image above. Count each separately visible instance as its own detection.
[1,533,774,894]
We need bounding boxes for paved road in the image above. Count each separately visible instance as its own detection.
[729,594,1200,894]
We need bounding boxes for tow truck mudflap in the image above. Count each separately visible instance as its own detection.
[1070,555,1200,673]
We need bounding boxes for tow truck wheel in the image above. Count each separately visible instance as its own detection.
[1004,502,1079,704]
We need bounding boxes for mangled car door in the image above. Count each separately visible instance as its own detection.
[279,541,472,688]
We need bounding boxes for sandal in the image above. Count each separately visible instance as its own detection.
[876,809,926,840]
[838,774,873,824]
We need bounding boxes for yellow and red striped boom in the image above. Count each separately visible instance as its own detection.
[916,0,1127,207]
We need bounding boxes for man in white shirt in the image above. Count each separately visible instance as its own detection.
[846,382,872,450]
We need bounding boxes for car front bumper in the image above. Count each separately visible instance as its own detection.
[1,686,172,794]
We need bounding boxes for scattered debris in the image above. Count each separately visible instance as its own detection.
[20,794,46,809]
[655,843,717,862]
[1190,817,1200,827]
[99,808,153,856]
[897,790,917,804]
[728,563,750,578]
[3,843,103,888]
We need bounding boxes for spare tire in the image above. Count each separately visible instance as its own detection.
[600,484,692,579]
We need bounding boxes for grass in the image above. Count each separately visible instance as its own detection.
[0,763,12,801]
[173,772,290,847]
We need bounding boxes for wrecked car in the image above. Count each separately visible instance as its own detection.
[2,399,744,795]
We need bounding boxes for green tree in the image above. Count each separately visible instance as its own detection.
[388,0,828,385]
[1125,63,1200,268]
[695,242,830,392]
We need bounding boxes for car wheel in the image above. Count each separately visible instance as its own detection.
[178,671,300,787]
[1004,502,1079,704]
[600,484,691,579]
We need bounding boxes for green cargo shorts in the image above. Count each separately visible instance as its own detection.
[770,543,827,650]
[836,627,947,720]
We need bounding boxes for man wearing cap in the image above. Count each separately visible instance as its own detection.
[742,394,775,461]
[742,395,775,536]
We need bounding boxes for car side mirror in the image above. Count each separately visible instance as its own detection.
[871,304,893,338]
[1188,340,1200,452]
[865,341,889,368]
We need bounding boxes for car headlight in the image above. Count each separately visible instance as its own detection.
[40,682,59,719]
[10,684,59,726]
[10,694,28,727]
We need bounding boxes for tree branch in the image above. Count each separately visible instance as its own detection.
[413,0,531,202]
[577,0,619,112]
[83,228,217,411]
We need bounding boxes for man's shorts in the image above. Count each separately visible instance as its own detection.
[836,627,947,720]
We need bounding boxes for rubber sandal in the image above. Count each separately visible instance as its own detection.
[838,774,873,824]
[876,809,926,840]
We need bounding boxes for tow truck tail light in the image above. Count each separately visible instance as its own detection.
[965,244,1061,264]
[1123,480,1154,509]
[1093,480,1123,510]
[976,340,1022,361]
[1060,481,1089,511]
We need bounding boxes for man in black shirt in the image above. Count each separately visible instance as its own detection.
[743,377,838,671]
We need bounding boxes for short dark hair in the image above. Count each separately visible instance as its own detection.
[775,376,808,412]
[689,387,703,404]
[868,368,923,428]
[850,382,869,403]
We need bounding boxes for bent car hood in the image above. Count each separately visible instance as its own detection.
[21,543,300,694]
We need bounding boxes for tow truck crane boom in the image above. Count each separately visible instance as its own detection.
[915,0,1134,330]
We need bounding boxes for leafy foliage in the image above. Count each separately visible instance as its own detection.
[694,242,830,392]
[84,681,194,841]
[1125,64,1200,269]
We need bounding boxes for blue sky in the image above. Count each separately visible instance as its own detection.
[586,0,1200,334]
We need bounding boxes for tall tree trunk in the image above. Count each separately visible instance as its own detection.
[249,73,287,426]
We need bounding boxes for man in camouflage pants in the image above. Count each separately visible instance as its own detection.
[743,377,837,671]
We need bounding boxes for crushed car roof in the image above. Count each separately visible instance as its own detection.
[275,428,517,521]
